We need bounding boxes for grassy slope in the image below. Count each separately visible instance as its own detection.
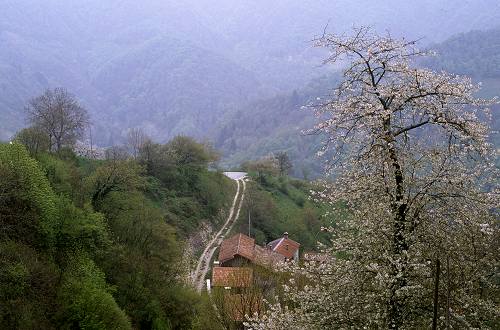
[230,174,332,253]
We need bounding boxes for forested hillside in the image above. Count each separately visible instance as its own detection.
[0,125,332,328]
[424,27,500,146]
[0,137,234,329]
[213,75,338,178]
[215,27,500,176]
[2,0,500,146]
[425,28,500,79]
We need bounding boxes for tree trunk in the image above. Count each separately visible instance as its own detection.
[385,121,409,329]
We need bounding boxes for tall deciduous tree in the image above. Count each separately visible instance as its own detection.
[25,88,89,152]
[242,157,279,183]
[274,151,293,176]
[127,127,147,159]
[248,27,498,329]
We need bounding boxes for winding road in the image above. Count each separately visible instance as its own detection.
[192,172,247,292]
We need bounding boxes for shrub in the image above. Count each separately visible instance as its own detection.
[58,255,131,330]
[0,143,59,248]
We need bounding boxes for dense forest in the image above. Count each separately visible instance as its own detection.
[0,120,328,329]
[0,136,230,329]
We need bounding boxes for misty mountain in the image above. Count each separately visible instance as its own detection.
[215,26,500,175]
[1,0,500,148]
[425,27,500,147]
[88,37,262,144]
[425,27,500,79]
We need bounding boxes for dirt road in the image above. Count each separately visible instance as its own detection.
[192,172,247,292]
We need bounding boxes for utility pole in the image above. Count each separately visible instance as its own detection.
[248,211,251,237]
[89,124,94,159]
[446,256,450,329]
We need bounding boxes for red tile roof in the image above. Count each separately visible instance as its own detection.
[212,267,253,287]
[268,237,300,259]
[218,233,255,263]
[253,245,286,267]
[218,233,300,266]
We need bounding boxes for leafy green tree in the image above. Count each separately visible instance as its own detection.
[139,140,180,186]
[58,255,131,330]
[168,136,219,168]
[56,199,110,256]
[274,151,292,176]
[0,143,58,248]
[14,126,50,155]
[85,160,144,209]
[36,152,82,200]
[0,241,59,329]
[242,157,279,183]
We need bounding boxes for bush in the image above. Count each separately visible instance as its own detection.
[0,241,59,329]
[0,143,59,248]
[37,152,80,198]
[292,193,306,207]
[58,255,131,330]
[14,126,50,156]
[279,181,289,195]
[56,199,110,256]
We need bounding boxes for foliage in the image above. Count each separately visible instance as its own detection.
[248,28,499,329]
[85,159,144,209]
[57,254,131,330]
[273,151,293,176]
[242,157,279,183]
[0,137,235,329]
[14,126,50,156]
[36,151,81,200]
[0,143,58,248]
[56,199,110,256]
[0,241,59,329]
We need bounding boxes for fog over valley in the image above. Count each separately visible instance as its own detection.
[1,1,499,164]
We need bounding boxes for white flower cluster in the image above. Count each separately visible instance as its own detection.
[247,27,499,329]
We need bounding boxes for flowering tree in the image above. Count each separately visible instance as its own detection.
[247,27,499,329]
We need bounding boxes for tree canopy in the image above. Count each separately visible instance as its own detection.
[248,27,499,329]
[25,88,89,152]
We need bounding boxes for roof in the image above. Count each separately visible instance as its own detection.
[212,267,253,287]
[218,233,255,263]
[253,245,286,267]
[267,237,300,259]
[218,233,300,266]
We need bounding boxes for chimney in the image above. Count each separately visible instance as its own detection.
[283,232,289,239]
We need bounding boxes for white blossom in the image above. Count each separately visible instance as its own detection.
[248,27,499,330]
